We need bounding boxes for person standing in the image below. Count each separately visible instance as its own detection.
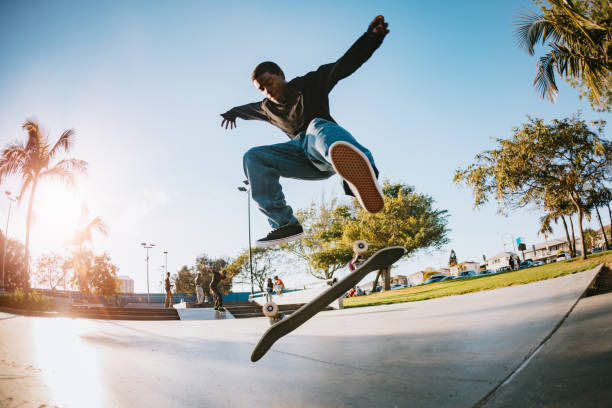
[210,269,227,311]
[195,272,204,305]
[164,272,174,308]
[266,277,274,302]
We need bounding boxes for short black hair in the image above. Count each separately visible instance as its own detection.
[252,61,282,81]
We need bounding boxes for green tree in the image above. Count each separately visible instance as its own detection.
[226,247,280,292]
[0,120,87,280]
[194,254,232,296]
[448,249,458,267]
[343,182,450,291]
[89,253,119,297]
[71,205,107,294]
[0,234,28,289]
[35,252,66,290]
[454,115,612,259]
[172,265,195,294]
[587,186,610,249]
[515,0,612,111]
[283,197,354,281]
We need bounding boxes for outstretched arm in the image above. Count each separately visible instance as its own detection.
[220,101,269,130]
[320,15,390,92]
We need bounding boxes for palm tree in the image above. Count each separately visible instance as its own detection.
[0,120,87,282]
[515,0,611,110]
[71,205,107,293]
[73,205,108,253]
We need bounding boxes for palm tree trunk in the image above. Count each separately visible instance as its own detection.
[569,215,577,256]
[560,215,573,257]
[383,266,391,291]
[577,206,587,260]
[595,206,609,249]
[24,179,39,287]
[372,270,382,293]
[607,201,612,247]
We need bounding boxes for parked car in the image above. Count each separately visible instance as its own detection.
[518,260,533,269]
[532,260,545,266]
[556,252,571,261]
[592,247,603,254]
[390,284,405,290]
[439,276,456,281]
[424,274,446,284]
[457,270,477,279]
[496,266,512,273]
[479,269,494,275]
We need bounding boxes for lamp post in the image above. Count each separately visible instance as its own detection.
[238,180,254,296]
[140,242,155,303]
[2,191,17,291]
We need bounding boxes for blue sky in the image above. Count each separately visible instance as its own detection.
[0,0,608,292]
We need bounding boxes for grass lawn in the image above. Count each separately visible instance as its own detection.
[343,250,612,309]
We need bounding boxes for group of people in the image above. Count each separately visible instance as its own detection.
[265,276,285,302]
[163,269,228,311]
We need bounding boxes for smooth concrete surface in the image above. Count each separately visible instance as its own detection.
[175,308,235,320]
[0,268,599,408]
[483,291,612,408]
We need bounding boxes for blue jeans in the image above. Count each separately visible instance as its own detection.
[243,118,377,228]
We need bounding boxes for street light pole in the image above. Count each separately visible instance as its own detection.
[238,180,254,296]
[2,191,17,291]
[140,243,155,303]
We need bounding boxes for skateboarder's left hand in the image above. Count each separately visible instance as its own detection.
[368,15,389,37]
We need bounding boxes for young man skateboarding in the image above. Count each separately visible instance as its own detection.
[221,15,390,248]
[210,269,227,311]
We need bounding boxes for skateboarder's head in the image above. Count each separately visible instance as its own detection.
[252,61,288,104]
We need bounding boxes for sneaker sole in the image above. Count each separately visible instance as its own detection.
[329,141,384,213]
[255,231,306,248]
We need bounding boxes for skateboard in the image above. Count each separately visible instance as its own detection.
[251,245,406,362]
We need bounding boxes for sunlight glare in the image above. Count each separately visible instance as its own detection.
[32,317,104,408]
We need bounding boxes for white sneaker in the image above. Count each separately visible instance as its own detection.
[329,141,384,213]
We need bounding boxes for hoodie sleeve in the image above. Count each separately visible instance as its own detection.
[313,31,384,93]
[221,101,269,122]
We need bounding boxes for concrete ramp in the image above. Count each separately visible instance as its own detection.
[0,266,601,408]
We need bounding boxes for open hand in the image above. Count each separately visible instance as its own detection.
[369,15,389,37]
[220,113,237,130]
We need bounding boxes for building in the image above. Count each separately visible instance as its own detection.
[449,261,480,276]
[486,252,519,271]
[117,275,134,293]
[520,235,583,263]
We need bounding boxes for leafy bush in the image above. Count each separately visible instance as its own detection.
[0,288,52,311]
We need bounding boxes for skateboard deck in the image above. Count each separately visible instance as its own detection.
[251,246,406,362]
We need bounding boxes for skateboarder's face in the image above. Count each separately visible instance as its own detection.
[253,71,287,104]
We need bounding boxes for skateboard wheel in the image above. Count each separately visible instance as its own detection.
[262,302,278,317]
[353,240,368,255]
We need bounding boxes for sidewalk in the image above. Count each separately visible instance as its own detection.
[482,291,612,407]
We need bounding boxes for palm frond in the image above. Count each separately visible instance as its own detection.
[534,52,559,102]
[49,129,75,161]
[515,12,561,55]
[39,166,77,187]
[22,119,45,153]
[88,216,108,236]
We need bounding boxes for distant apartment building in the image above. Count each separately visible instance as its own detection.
[117,275,134,293]
[520,235,583,263]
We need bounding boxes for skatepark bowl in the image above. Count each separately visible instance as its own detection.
[1,264,611,407]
